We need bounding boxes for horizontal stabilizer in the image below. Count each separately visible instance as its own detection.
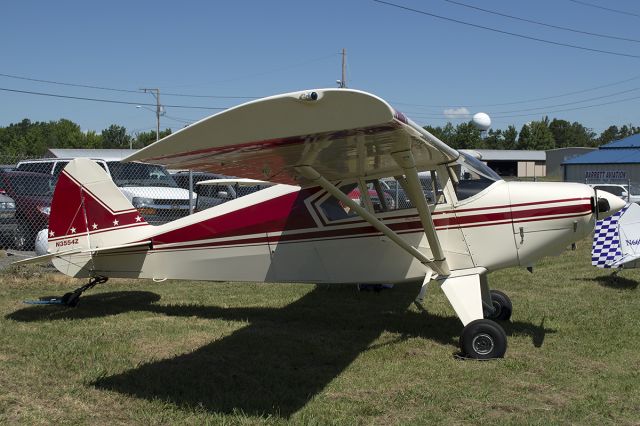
[12,240,152,266]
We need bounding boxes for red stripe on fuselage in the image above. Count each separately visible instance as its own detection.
[148,185,592,249]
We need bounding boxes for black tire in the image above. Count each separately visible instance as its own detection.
[460,319,507,359]
[485,289,512,321]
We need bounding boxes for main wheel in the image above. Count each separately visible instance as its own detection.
[460,319,507,359]
[485,289,512,321]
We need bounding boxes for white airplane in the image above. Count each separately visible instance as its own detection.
[17,89,626,359]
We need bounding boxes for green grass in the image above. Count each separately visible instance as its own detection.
[0,240,639,425]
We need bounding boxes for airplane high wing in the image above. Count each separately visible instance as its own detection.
[125,89,459,186]
[128,89,457,278]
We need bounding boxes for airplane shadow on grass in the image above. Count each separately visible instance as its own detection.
[587,275,639,290]
[7,284,554,418]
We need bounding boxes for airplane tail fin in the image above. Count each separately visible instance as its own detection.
[48,158,150,253]
[592,203,640,269]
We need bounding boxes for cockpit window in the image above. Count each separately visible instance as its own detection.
[453,152,502,201]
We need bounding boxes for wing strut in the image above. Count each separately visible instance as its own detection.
[392,150,450,275]
[296,165,445,276]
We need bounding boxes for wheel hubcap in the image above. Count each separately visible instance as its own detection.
[472,333,495,355]
[491,301,502,318]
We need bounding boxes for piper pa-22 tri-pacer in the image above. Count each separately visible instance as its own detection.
[18,89,626,359]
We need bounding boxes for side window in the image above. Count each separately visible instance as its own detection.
[197,184,232,198]
[318,183,359,221]
[417,172,447,205]
[451,153,502,201]
[381,172,447,210]
[17,162,52,174]
[594,186,623,197]
[317,174,447,222]
[53,161,70,177]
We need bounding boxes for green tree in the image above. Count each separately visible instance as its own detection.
[518,120,555,150]
[84,130,103,149]
[518,123,532,149]
[549,119,595,147]
[47,119,85,148]
[134,129,172,147]
[484,129,502,149]
[450,122,483,149]
[503,125,518,150]
[101,125,131,149]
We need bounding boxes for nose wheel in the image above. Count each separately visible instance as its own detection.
[460,319,507,359]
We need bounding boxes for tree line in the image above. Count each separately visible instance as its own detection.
[1,116,639,159]
[425,117,640,150]
[0,119,172,158]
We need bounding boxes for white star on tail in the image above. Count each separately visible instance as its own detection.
[92,223,98,230]
[135,216,142,222]
[49,230,55,237]
[113,219,119,226]
[70,227,76,234]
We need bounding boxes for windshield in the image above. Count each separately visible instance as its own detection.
[453,152,502,201]
[107,162,178,188]
[8,175,55,196]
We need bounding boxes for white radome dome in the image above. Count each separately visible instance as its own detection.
[472,112,491,131]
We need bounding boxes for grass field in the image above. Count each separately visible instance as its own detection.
[0,240,639,425]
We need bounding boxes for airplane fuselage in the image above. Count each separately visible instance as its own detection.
[51,179,601,283]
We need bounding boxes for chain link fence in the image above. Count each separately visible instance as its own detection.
[0,155,264,253]
[584,178,640,204]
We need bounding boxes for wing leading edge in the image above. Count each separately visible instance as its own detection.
[125,89,458,186]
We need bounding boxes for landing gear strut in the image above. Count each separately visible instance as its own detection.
[24,276,109,307]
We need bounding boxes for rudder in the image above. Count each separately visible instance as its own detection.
[48,158,149,253]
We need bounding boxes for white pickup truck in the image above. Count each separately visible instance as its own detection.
[16,158,193,224]
[588,183,640,205]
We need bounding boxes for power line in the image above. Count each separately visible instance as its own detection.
[403,89,640,122]
[407,92,640,121]
[490,87,640,114]
[0,87,228,110]
[372,0,640,59]
[442,0,640,43]
[491,93,640,119]
[0,72,260,99]
[390,72,640,109]
[566,0,640,18]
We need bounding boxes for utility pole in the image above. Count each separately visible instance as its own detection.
[338,48,347,88]
[141,88,162,141]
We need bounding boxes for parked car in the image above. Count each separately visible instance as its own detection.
[588,183,640,204]
[347,186,395,213]
[172,171,268,211]
[16,158,193,224]
[0,192,17,248]
[0,171,54,250]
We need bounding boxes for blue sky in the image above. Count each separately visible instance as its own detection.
[2,0,640,135]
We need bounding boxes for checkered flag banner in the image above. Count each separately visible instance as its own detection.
[591,206,628,268]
